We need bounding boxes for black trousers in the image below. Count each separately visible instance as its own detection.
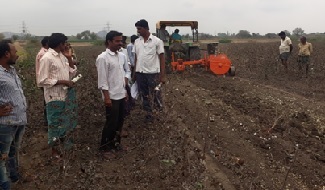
[136,72,162,113]
[100,98,125,150]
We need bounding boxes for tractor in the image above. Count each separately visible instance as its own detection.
[156,21,235,76]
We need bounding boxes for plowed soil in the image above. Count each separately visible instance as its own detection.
[13,41,324,190]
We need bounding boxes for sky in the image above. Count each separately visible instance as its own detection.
[1,0,324,36]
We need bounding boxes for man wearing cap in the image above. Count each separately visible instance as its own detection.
[278,31,293,71]
[132,19,166,123]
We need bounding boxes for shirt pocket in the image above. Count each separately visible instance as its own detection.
[144,45,156,55]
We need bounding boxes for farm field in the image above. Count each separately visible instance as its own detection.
[12,41,324,190]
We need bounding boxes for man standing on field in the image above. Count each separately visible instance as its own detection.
[38,33,78,159]
[96,31,131,159]
[278,31,293,72]
[132,19,166,123]
[297,36,313,77]
[0,40,27,189]
[35,36,49,127]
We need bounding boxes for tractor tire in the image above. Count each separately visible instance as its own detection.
[228,65,236,76]
[189,47,201,60]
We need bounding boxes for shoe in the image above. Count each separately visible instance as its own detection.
[10,175,20,184]
[114,143,128,152]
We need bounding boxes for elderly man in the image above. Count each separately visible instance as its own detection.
[38,33,78,158]
[0,40,27,190]
[297,36,313,77]
[133,19,166,123]
[278,31,293,72]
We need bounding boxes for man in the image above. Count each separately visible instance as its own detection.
[278,31,293,71]
[0,40,27,190]
[170,29,182,43]
[133,19,166,123]
[38,33,78,158]
[127,35,138,76]
[35,36,49,126]
[297,36,313,77]
[158,24,169,43]
[96,31,131,158]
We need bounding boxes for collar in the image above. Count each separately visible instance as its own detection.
[0,65,14,73]
[139,33,153,41]
[106,48,119,55]
[48,48,60,56]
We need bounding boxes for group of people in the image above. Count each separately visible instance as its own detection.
[278,31,313,76]
[96,19,166,158]
[0,19,165,189]
[158,24,182,43]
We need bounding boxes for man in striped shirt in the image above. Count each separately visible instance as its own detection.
[38,33,78,159]
[0,40,27,190]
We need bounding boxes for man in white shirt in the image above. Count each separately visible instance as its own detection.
[278,31,293,72]
[35,36,49,127]
[38,33,78,158]
[96,31,131,158]
[133,19,166,123]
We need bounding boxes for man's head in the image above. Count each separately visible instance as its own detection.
[0,40,19,66]
[130,35,138,43]
[48,33,68,52]
[122,36,127,48]
[161,24,166,30]
[175,29,180,34]
[105,30,123,52]
[135,19,149,37]
[300,36,307,44]
[278,31,286,39]
[41,36,50,49]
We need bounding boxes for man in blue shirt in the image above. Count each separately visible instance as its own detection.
[170,29,182,43]
[0,40,27,190]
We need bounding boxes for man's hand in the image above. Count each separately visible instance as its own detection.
[104,97,112,107]
[125,92,129,102]
[0,104,13,116]
[160,75,166,84]
[63,47,72,60]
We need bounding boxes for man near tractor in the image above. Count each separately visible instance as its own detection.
[297,36,313,77]
[170,29,182,43]
[278,31,293,72]
[133,19,166,123]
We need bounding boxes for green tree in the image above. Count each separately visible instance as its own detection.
[292,27,304,36]
[236,30,251,38]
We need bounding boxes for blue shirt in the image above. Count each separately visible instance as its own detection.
[171,33,182,41]
[0,65,27,125]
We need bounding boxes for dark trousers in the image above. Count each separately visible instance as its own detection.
[136,72,162,114]
[100,98,125,150]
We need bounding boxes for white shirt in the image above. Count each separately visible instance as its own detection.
[279,36,292,54]
[38,48,77,103]
[96,48,131,100]
[132,34,164,73]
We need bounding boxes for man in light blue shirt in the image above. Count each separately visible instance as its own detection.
[0,40,27,190]
[126,35,138,75]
